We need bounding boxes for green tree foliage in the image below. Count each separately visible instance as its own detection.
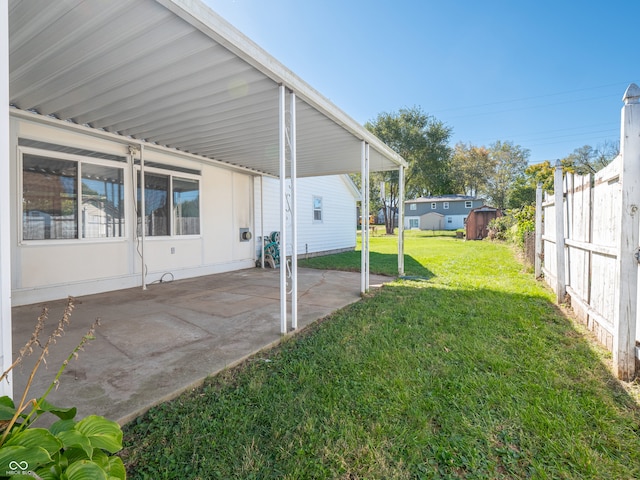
[484,140,530,210]
[561,141,619,175]
[525,160,555,193]
[449,142,494,196]
[365,106,452,233]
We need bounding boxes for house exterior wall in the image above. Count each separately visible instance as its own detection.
[255,175,358,257]
[10,116,256,306]
[404,196,483,230]
[420,212,445,230]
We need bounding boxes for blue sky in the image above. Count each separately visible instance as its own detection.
[204,0,639,165]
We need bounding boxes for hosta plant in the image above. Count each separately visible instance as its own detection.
[0,298,125,479]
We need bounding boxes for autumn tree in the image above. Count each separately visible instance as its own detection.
[365,106,452,234]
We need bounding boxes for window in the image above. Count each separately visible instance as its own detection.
[447,217,453,224]
[443,202,450,209]
[409,203,417,211]
[409,218,419,229]
[431,202,437,209]
[313,196,323,222]
[137,171,200,236]
[465,201,473,208]
[82,164,125,238]
[22,152,125,241]
[173,178,200,235]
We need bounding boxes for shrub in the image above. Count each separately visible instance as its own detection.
[487,215,515,241]
[0,298,126,479]
[488,206,536,247]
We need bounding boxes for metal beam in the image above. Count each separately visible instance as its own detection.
[361,141,370,294]
[398,164,405,276]
[361,142,366,294]
[365,143,370,291]
[279,85,287,334]
[260,175,265,269]
[290,91,298,330]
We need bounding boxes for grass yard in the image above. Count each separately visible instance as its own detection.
[122,231,640,479]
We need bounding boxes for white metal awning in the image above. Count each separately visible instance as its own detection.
[8,0,406,177]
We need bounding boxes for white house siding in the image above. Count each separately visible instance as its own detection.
[444,215,467,230]
[255,175,358,257]
[10,116,256,306]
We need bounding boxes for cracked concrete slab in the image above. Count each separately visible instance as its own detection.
[10,268,392,425]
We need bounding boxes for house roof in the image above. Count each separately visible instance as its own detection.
[8,0,406,178]
[469,205,501,213]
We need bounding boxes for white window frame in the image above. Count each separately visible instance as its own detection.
[19,146,127,244]
[136,165,201,238]
[465,201,473,208]
[443,202,450,209]
[431,202,437,209]
[409,203,417,211]
[409,218,419,229]
[313,195,323,223]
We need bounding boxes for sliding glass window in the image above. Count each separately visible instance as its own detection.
[22,152,125,241]
[137,171,200,237]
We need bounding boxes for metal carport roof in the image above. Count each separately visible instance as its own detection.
[8,0,406,177]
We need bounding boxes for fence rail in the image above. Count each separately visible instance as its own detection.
[536,83,640,381]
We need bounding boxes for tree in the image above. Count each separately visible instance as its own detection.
[504,160,556,209]
[365,106,452,234]
[562,141,619,175]
[483,140,530,210]
[449,142,494,196]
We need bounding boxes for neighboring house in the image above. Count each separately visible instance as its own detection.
[465,205,503,240]
[404,195,484,230]
[256,175,360,258]
[375,207,398,227]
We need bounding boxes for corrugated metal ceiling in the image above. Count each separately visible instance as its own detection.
[8,0,405,177]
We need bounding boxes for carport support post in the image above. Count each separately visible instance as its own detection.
[0,2,13,397]
[290,91,298,331]
[260,176,265,268]
[279,85,287,334]
[398,165,405,276]
[360,141,370,294]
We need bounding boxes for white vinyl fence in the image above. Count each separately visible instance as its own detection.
[537,83,640,381]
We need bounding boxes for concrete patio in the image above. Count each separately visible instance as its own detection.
[9,268,391,425]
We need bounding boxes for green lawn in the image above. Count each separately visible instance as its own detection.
[122,232,640,479]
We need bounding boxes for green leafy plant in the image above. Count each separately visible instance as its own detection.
[0,298,125,479]
[487,214,515,241]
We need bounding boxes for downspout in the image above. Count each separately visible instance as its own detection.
[139,143,147,290]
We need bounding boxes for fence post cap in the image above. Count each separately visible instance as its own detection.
[623,83,640,104]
